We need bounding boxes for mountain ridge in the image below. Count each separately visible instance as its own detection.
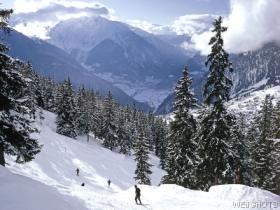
[2,29,151,110]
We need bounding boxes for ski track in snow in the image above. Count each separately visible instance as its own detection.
[3,110,280,210]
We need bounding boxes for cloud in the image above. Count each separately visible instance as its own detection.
[127,14,216,36]
[13,3,109,23]
[192,0,280,54]
[11,0,113,39]
[127,20,174,35]
[171,14,216,36]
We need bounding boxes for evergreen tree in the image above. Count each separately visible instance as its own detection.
[85,90,99,139]
[134,128,152,185]
[144,112,154,152]
[272,100,280,139]
[75,86,90,136]
[272,140,280,194]
[154,118,168,169]
[117,109,132,155]
[195,17,237,190]
[56,78,77,138]
[41,77,56,112]
[162,66,197,188]
[252,95,276,192]
[20,62,44,110]
[101,91,118,150]
[231,113,252,185]
[0,8,41,166]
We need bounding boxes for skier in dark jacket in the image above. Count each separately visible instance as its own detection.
[76,168,79,176]
[134,185,142,205]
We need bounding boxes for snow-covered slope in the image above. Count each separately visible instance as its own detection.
[0,166,83,210]
[3,110,280,210]
[5,111,165,209]
[228,85,280,115]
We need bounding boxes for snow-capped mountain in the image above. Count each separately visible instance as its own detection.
[231,43,280,95]
[2,30,150,110]
[47,16,205,108]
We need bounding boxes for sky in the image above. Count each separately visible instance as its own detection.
[1,0,230,25]
[1,0,280,54]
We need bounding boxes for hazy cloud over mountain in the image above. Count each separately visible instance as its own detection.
[193,0,280,54]
[11,0,114,38]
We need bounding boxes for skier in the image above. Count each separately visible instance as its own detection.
[108,179,111,188]
[76,168,80,176]
[134,185,142,205]
[81,182,85,186]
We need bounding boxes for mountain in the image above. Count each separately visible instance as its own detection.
[231,42,280,95]
[157,43,280,114]
[48,16,205,108]
[2,30,150,110]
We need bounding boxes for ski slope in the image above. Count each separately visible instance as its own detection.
[0,166,83,210]
[2,111,280,210]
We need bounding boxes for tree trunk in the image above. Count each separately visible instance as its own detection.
[0,143,5,167]
[214,175,218,185]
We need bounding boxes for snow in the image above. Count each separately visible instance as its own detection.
[0,166,83,210]
[2,110,280,210]
[228,85,280,114]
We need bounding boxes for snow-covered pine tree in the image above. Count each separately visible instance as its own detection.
[195,17,237,190]
[231,113,252,185]
[101,91,118,150]
[117,108,131,155]
[154,118,168,169]
[162,66,197,188]
[145,112,154,151]
[41,77,56,112]
[272,140,280,194]
[55,78,77,138]
[85,90,100,139]
[0,8,41,166]
[19,62,45,114]
[272,100,280,194]
[272,100,280,139]
[252,95,276,192]
[134,127,153,185]
[75,86,90,136]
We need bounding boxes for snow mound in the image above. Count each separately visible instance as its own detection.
[0,166,83,210]
[115,184,280,210]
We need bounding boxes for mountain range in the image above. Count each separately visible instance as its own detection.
[157,43,280,114]
[47,16,206,108]
[2,30,150,110]
[7,15,280,114]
